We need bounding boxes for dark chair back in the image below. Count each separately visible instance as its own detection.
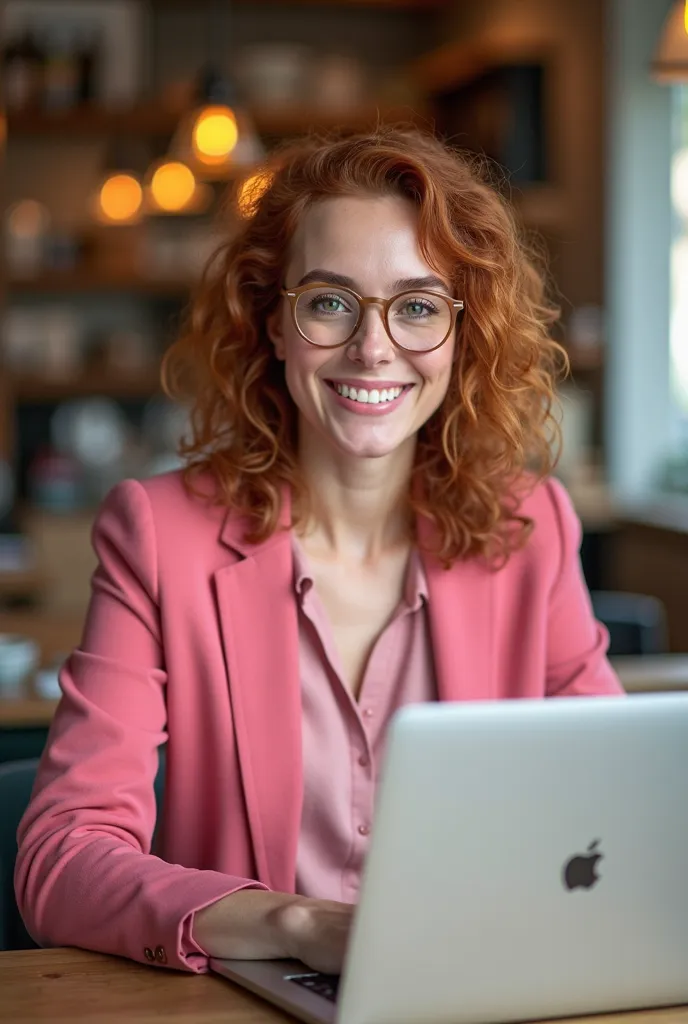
[590,590,669,657]
[0,751,165,951]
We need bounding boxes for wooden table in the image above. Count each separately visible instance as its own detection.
[611,655,688,693]
[0,947,294,1023]
[1,949,687,1024]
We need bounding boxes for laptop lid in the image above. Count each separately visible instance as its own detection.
[337,694,688,1024]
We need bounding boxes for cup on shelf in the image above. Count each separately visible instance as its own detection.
[236,44,311,105]
[34,657,65,700]
[0,634,40,699]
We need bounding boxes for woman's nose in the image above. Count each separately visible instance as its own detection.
[347,304,394,365]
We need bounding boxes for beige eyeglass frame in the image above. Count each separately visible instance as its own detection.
[281,282,465,353]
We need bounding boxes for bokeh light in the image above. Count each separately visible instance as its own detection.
[192,106,239,165]
[150,161,197,212]
[98,174,144,223]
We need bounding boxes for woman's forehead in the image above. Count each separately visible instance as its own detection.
[287,194,451,289]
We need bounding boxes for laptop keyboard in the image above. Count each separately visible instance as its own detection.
[287,972,340,1003]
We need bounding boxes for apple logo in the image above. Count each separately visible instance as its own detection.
[562,840,604,891]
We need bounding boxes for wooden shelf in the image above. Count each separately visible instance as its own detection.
[510,185,570,232]
[7,102,180,138]
[9,271,192,297]
[8,102,426,140]
[0,693,58,728]
[408,33,555,95]
[10,371,162,402]
[567,345,604,373]
[250,102,426,136]
[153,0,448,7]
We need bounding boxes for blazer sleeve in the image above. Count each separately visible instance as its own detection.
[14,479,268,973]
[543,477,624,698]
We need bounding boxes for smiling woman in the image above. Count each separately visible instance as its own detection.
[15,127,622,983]
[163,128,566,566]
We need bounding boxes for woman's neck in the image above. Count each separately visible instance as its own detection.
[296,433,416,563]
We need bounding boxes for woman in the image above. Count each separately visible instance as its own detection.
[15,128,622,977]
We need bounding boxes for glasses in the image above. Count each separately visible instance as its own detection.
[281,283,464,353]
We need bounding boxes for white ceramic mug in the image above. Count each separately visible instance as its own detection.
[0,634,40,698]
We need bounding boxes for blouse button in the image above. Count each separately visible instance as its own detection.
[362,708,374,718]
[358,755,369,768]
[358,824,371,837]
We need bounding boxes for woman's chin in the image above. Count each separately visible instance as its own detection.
[327,425,412,462]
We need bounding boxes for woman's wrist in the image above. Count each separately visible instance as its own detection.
[192,889,308,961]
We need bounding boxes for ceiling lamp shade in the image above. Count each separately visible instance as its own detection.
[651,1,688,83]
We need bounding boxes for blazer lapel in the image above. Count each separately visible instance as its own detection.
[418,515,495,703]
[214,497,302,893]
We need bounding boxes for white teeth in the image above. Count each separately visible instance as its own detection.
[333,383,404,404]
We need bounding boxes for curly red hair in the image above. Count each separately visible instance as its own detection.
[162,126,566,566]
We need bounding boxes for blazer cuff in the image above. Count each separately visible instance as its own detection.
[149,876,270,973]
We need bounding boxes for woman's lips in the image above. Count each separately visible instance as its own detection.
[325,380,413,416]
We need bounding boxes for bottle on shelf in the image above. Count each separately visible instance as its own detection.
[42,25,81,111]
[77,25,101,104]
[2,27,45,111]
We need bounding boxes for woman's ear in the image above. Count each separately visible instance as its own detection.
[267,308,286,361]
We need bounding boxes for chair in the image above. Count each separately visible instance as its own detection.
[0,751,166,951]
[590,590,669,657]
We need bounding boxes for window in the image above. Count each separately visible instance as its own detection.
[669,86,688,419]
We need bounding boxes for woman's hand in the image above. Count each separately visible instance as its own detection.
[279,896,355,974]
[192,889,355,974]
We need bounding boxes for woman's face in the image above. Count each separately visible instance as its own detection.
[268,194,458,463]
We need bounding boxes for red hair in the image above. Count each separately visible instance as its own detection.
[162,127,566,566]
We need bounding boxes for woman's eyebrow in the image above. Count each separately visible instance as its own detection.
[296,270,451,293]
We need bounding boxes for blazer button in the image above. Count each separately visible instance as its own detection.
[155,946,167,964]
[144,947,155,962]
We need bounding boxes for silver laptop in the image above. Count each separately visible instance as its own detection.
[211,693,688,1024]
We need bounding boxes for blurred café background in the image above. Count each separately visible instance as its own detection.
[0,0,687,756]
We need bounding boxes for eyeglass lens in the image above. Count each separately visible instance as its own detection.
[294,286,452,351]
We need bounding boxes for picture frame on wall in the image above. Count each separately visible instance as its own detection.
[1,0,148,106]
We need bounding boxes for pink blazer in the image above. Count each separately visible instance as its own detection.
[15,471,622,972]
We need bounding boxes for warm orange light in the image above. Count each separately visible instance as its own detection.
[98,173,143,223]
[684,0,688,34]
[237,170,273,218]
[150,161,196,212]
[192,105,238,165]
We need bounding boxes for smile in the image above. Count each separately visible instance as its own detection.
[325,380,413,415]
[333,383,403,405]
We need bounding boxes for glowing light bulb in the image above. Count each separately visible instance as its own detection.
[98,174,143,223]
[192,105,238,165]
[150,161,196,212]
[236,170,273,218]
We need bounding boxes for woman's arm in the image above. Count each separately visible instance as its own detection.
[14,480,268,973]
[543,477,624,698]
